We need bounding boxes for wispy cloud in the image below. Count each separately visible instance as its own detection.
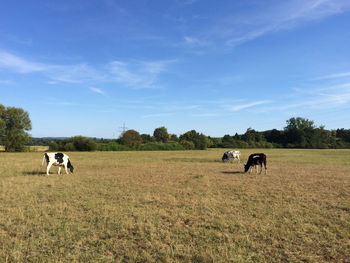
[176,0,197,6]
[142,113,175,118]
[228,101,272,111]
[0,51,47,73]
[313,71,350,80]
[168,0,350,53]
[48,64,101,83]
[183,36,209,47]
[90,87,105,96]
[0,79,13,85]
[0,51,100,83]
[0,51,174,88]
[270,80,350,111]
[218,0,350,47]
[190,113,217,117]
[108,59,175,89]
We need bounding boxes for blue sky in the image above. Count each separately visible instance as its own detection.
[1,0,350,138]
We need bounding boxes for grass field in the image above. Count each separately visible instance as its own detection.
[0,149,349,262]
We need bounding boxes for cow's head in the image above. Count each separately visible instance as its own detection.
[222,153,229,162]
[244,163,250,172]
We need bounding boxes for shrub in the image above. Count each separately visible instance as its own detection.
[138,142,185,151]
[98,142,131,151]
[180,140,195,150]
[48,136,97,151]
[65,142,76,151]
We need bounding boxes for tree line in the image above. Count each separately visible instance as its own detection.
[1,105,350,151]
[36,118,350,151]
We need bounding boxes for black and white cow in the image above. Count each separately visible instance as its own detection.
[222,150,241,163]
[244,153,267,174]
[42,152,74,175]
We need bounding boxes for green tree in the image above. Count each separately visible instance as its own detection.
[153,126,168,143]
[0,105,5,141]
[122,129,142,148]
[222,134,235,148]
[70,136,97,151]
[180,140,195,149]
[168,134,179,142]
[336,128,350,143]
[141,134,154,143]
[179,130,208,150]
[284,117,316,148]
[0,105,32,152]
[263,129,284,146]
[209,137,222,148]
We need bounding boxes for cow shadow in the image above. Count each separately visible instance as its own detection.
[221,171,244,175]
[22,170,47,176]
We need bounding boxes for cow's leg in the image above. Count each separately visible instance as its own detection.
[256,165,258,173]
[46,162,53,175]
[259,164,263,174]
[238,156,240,163]
[64,165,69,174]
[58,166,61,174]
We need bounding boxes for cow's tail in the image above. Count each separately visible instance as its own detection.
[42,153,48,166]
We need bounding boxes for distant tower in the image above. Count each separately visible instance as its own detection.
[119,122,128,137]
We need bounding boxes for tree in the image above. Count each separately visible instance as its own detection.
[179,130,208,150]
[141,134,154,143]
[336,128,350,143]
[222,134,235,147]
[168,134,178,142]
[0,105,32,152]
[153,126,168,143]
[69,136,97,151]
[0,105,5,142]
[263,129,284,145]
[122,129,142,148]
[283,117,314,147]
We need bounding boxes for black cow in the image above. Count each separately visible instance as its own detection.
[244,153,267,174]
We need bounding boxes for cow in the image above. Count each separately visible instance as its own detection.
[244,153,267,174]
[222,150,241,163]
[42,152,74,175]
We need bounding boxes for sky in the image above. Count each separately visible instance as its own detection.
[1,0,350,138]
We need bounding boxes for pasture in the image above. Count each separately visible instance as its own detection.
[0,149,349,262]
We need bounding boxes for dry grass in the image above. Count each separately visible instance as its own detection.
[0,146,49,152]
[0,149,349,262]
[27,146,49,152]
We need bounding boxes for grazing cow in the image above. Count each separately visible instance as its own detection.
[42,152,74,175]
[222,150,241,163]
[244,153,267,174]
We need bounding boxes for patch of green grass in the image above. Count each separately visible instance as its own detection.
[0,149,349,262]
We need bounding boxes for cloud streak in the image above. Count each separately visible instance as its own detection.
[179,0,350,50]
[90,87,105,96]
[0,51,174,88]
[108,59,175,89]
[225,0,350,47]
[228,101,272,111]
[313,71,350,80]
[0,51,47,73]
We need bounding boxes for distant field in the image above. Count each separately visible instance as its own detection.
[0,149,349,262]
[0,146,49,152]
